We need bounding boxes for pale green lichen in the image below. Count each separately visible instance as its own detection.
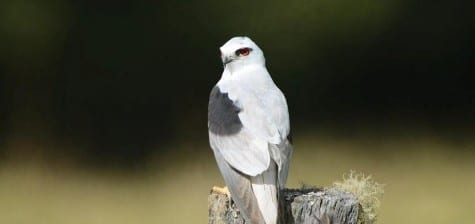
[332,171,384,224]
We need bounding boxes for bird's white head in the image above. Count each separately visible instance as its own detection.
[219,36,265,73]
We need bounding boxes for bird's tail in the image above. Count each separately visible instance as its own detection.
[251,161,278,224]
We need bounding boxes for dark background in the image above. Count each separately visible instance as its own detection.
[0,0,473,168]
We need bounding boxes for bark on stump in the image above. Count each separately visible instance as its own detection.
[208,188,363,224]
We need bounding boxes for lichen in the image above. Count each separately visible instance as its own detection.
[332,171,384,224]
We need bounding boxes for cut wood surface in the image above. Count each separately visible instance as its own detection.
[208,188,363,224]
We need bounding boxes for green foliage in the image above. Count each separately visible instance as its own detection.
[332,171,384,224]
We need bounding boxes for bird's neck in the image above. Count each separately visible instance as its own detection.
[219,64,273,90]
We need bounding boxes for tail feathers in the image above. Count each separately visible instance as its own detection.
[251,161,278,224]
[213,148,266,223]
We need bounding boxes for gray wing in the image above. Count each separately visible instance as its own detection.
[209,85,289,224]
[208,86,270,176]
[208,86,276,223]
[269,139,293,189]
[211,144,267,224]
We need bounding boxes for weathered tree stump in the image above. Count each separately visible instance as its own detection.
[208,188,363,224]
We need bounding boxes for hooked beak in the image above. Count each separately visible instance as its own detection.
[222,56,234,67]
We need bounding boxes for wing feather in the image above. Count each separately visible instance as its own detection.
[209,130,269,176]
[211,145,266,224]
[269,140,293,188]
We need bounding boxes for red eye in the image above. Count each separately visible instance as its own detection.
[235,48,251,56]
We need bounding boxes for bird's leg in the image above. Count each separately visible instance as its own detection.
[211,186,231,198]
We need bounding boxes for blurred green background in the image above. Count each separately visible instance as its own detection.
[0,0,473,223]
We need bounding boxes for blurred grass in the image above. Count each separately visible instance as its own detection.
[0,133,474,224]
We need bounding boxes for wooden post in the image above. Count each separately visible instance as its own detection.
[208,188,363,224]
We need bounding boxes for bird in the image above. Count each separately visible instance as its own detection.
[208,36,293,224]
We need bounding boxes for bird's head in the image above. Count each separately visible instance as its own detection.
[219,36,265,72]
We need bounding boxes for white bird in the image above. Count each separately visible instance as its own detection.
[208,36,293,224]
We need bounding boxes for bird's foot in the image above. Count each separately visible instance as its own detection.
[211,186,231,198]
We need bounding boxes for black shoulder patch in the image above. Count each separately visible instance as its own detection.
[208,86,243,135]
